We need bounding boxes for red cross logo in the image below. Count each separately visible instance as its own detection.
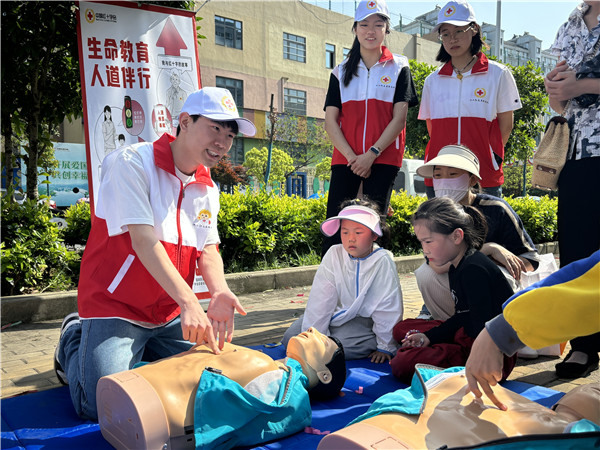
[222,96,236,111]
[444,6,456,17]
[380,75,391,84]
[474,88,487,98]
[85,8,95,23]
[367,1,377,9]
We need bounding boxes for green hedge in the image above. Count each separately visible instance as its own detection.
[218,189,424,273]
[1,195,80,295]
[62,200,92,246]
[218,190,557,273]
[219,189,325,272]
[0,191,558,291]
[504,195,558,244]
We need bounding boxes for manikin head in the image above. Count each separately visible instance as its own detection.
[286,328,346,400]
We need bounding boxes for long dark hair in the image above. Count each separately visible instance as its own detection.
[342,15,391,87]
[435,22,489,63]
[411,196,487,251]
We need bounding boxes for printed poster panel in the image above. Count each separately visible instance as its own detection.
[77,2,209,301]
[18,143,88,206]
[45,143,89,206]
[77,1,201,212]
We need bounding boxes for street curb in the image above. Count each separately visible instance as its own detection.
[0,243,557,325]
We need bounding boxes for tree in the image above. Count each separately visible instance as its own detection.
[504,61,548,164]
[405,60,436,159]
[315,157,332,183]
[270,113,332,176]
[243,146,294,187]
[1,2,82,200]
[212,154,248,192]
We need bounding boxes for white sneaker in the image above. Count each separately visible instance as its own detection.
[517,346,539,359]
[416,313,433,320]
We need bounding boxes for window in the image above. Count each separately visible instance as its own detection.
[343,47,351,59]
[284,88,306,115]
[229,138,245,166]
[283,32,306,62]
[216,76,244,108]
[326,43,335,69]
[215,16,242,49]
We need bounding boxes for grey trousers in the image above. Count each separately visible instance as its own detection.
[282,315,377,360]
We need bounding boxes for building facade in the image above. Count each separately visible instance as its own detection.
[197,0,440,166]
[64,1,441,168]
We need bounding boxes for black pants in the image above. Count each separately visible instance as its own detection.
[322,163,399,256]
[557,156,600,356]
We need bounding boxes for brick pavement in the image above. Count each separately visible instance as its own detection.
[1,271,597,399]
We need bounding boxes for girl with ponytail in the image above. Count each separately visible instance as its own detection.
[322,0,418,256]
[389,197,517,383]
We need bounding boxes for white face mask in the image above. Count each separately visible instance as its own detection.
[433,173,471,202]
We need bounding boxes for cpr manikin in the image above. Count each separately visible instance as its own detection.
[96,328,346,449]
[318,366,599,449]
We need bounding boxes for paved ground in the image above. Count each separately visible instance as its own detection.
[1,271,597,399]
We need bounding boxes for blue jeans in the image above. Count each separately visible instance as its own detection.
[58,317,193,420]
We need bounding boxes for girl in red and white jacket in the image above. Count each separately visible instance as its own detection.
[323,0,418,255]
[419,0,522,198]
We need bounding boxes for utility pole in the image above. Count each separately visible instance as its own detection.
[495,0,502,59]
[265,93,275,184]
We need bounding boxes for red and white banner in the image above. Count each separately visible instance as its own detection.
[77,1,201,212]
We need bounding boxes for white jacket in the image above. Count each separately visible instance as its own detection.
[302,244,403,354]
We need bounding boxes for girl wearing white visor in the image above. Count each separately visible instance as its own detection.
[282,198,403,364]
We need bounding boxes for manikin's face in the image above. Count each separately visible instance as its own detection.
[287,328,339,388]
[340,219,377,259]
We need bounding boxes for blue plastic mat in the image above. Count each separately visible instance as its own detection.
[1,345,564,450]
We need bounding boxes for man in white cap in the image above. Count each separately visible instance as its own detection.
[54,87,256,420]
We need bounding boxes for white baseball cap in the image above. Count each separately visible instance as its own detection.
[355,0,390,22]
[321,205,382,237]
[417,145,481,180]
[433,0,477,33]
[180,87,256,137]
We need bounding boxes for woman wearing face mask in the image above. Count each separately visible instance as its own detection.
[413,145,540,321]
[419,0,522,198]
